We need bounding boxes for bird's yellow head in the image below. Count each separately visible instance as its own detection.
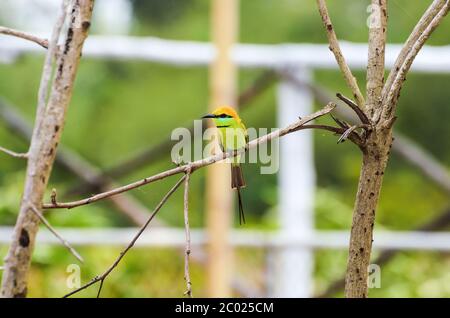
[202,106,241,128]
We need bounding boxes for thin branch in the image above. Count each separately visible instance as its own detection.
[336,93,370,125]
[337,124,368,144]
[28,203,84,263]
[0,26,48,49]
[298,124,365,147]
[382,0,448,100]
[44,103,336,210]
[63,176,186,298]
[0,146,28,159]
[381,1,450,122]
[316,0,366,108]
[183,168,193,297]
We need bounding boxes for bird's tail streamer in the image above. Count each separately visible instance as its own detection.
[236,187,246,225]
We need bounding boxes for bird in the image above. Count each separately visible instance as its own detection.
[202,106,248,225]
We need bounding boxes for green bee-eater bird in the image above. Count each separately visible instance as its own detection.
[202,106,248,225]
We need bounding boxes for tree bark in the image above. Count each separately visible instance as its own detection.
[344,0,449,298]
[344,0,388,298]
[344,128,392,298]
[0,0,94,298]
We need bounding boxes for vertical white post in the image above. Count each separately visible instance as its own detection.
[272,67,315,297]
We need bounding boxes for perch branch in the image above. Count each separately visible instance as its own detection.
[28,203,84,263]
[63,176,186,298]
[337,124,369,144]
[0,26,48,49]
[65,70,278,196]
[316,0,365,108]
[0,145,28,158]
[43,103,336,210]
[183,168,193,297]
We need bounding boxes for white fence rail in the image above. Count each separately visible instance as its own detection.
[2,35,450,72]
[1,226,449,251]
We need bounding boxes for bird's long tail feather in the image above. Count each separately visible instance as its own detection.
[237,187,245,225]
[231,165,246,225]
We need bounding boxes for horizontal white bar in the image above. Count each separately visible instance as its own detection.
[0,226,449,251]
[1,35,450,72]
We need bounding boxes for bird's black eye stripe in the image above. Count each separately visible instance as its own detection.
[218,113,232,118]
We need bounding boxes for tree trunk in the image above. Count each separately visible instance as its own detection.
[344,128,392,298]
[1,0,94,298]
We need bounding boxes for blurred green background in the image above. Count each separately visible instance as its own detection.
[0,0,449,297]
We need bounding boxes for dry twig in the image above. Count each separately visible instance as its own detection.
[28,203,84,263]
[0,145,28,158]
[63,176,186,298]
[183,168,193,297]
[316,0,366,108]
[0,26,48,49]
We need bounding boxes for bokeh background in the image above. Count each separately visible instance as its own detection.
[0,0,449,297]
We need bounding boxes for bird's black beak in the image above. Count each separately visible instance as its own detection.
[201,114,216,119]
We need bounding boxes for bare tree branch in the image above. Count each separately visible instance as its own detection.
[0,145,28,158]
[1,0,94,298]
[316,0,366,108]
[43,103,336,210]
[183,168,193,297]
[280,70,450,196]
[28,203,84,263]
[382,0,448,102]
[0,26,48,49]
[381,1,450,122]
[63,176,186,298]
